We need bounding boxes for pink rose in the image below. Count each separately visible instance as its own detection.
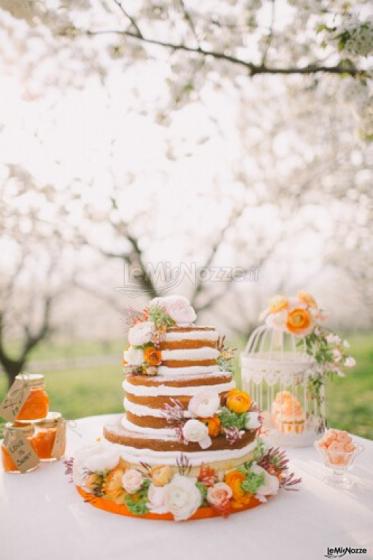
[207,482,232,508]
[121,469,144,494]
[150,295,196,325]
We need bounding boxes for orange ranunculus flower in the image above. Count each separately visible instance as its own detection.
[269,295,288,314]
[144,346,162,366]
[102,466,126,504]
[226,389,252,414]
[297,290,317,308]
[224,470,253,509]
[286,307,312,335]
[206,416,221,437]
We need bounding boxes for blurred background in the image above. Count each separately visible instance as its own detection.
[0,1,372,438]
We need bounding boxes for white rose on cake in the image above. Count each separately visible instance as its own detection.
[245,411,261,430]
[163,475,201,521]
[121,469,144,494]
[182,419,211,449]
[128,321,154,346]
[188,391,220,418]
[147,484,169,514]
[150,295,196,325]
[123,347,144,366]
[251,464,280,502]
[74,443,120,486]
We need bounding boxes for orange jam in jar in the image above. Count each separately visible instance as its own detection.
[31,412,66,462]
[1,423,39,474]
[15,374,49,421]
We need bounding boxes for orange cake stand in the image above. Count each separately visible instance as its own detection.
[77,486,262,521]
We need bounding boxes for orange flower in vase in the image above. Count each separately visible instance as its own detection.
[144,346,162,366]
[269,295,289,314]
[286,307,313,336]
[297,291,318,308]
[226,389,252,414]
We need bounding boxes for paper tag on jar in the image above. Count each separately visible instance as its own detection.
[0,379,31,421]
[52,418,66,459]
[3,431,40,473]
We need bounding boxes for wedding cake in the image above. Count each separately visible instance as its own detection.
[72,296,298,521]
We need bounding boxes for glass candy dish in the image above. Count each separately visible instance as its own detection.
[314,438,363,489]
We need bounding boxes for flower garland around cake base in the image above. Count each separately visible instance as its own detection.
[68,438,300,522]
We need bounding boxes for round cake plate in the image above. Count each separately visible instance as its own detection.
[76,486,263,521]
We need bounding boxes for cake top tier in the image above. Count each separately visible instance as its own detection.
[124,295,233,378]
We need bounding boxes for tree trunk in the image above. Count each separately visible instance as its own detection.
[0,357,25,389]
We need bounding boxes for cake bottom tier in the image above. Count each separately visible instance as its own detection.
[72,428,285,521]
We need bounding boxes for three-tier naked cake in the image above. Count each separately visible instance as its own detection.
[72,295,299,521]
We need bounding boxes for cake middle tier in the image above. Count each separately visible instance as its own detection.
[104,417,257,456]
[157,326,220,376]
[123,372,234,432]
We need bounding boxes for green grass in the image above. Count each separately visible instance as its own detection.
[325,332,373,439]
[0,332,372,439]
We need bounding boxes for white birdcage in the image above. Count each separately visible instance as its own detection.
[241,325,326,447]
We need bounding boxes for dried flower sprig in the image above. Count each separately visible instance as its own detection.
[280,472,303,491]
[258,446,301,491]
[161,398,185,424]
[224,426,245,445]
[177,454,192,476]
[217,336,236,373]
[64,457,74,483]
[198,464,217,487]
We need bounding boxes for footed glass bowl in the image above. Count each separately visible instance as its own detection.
[314,440,364,489]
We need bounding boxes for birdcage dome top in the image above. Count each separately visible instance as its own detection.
[241,325,315,386]
[242,324,312,364]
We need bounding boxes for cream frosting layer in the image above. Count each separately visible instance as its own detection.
[121,416,177,437]
[157,365,220,376]
[114,435,257,466]
[160,347,219,361]
[123,378,235,397]
[164,329,218,342]
[123,398,192,419]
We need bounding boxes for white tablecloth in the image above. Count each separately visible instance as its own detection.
[1,414,372,560]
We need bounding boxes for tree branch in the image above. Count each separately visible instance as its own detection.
[261,0,276,66]
[178,0,200,46]
[190,206,246,306]
[83,28,365,77]
[112,0,143,38]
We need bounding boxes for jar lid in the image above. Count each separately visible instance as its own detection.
[15,373,44,387]
[4,422,35,436]
[33,412,63,428]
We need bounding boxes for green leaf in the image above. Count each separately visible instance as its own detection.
[219,407,247,430]
[124,479,151,516]
[241,471,265,494]
[147,306,176,329]
[196,481,208,504]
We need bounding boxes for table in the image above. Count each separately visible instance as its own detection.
[1,414,373,560]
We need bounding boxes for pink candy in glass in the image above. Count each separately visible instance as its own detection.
[317,429,356,466]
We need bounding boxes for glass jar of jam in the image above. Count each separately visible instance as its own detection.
[15,373,49,422]
[31,412,66,462]
[1,423,39,474]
